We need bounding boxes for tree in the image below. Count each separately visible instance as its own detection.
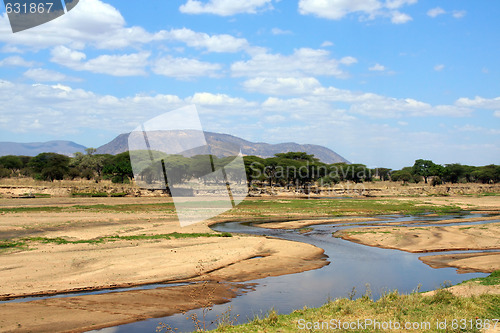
[28,153,70,181]
[412,159,437,184]
[443,164,466,184]
[0,155,23,171]
[103,152,133,183]
[374,168,392,181]
[274,152,318,162]
[391,169,412,184]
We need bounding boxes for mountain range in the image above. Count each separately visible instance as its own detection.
[0,140,86,157]
[0,132,349,164]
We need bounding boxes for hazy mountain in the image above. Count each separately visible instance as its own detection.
[97,131,350,164]
[0,140,86,157]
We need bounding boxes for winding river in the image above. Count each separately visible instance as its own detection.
[87,213,496,333]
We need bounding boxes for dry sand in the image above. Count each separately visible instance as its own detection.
[0,196,327,332]
[254,217,381,230]
[336,221,500,254]
[419,252,500,274]
[0,281,248,333]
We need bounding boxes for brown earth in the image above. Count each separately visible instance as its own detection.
[0,281,249,333]
[419,252,500,274]
[336,221,500,254]
[0,196,327,332]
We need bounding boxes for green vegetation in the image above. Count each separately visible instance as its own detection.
[227,198,463,219]
[2,150,498,188]
[213,272,500,332]
[0,232,232,249]
[460,270,500,286]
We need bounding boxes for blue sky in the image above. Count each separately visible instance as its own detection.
[0,0,498,169]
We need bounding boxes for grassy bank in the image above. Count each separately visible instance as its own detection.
[0,232,232,250]
[212,271,500,333]
[0,198,463,216]
[224,198,463,219]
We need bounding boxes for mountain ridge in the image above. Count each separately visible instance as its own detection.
[97,131,350,164]
[0,140,86,157]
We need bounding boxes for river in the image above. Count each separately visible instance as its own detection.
[84,213,496,333]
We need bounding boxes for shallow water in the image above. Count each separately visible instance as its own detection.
[90,213,493,333]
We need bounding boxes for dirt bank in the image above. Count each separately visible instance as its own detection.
[419,252,500,273]
[0,281,249,333]
[336,221,500,254]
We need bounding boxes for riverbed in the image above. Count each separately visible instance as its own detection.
[90,213,492,333]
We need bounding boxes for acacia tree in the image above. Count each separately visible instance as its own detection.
[28,153,70,181]
[412,159,437,184]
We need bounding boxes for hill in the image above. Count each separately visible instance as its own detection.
[0,140,86,157]
[97,131,349,164]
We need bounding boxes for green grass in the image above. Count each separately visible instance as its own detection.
[0,232,232,249]
[0,202,176,214]
[0,198,462,216]
[226,199,463,219]
[459,270,500,286]
[213,273,500,332]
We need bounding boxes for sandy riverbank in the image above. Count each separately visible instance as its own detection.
[336,221,500,254]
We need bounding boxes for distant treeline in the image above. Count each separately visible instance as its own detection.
[0,150,498,186]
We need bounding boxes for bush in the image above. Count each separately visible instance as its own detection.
[432,177,443,186]
[0,167,11,178]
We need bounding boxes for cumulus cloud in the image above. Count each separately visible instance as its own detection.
[321,41,334,47]
[298,0,415,23]
[455,96,500,110]
[231,48,357,78]
[0,55,34,67]
[242,77,322,95]
[179,0,273,16]
[369,63,386,71]
[23,68,80,82]
[390,11,412,24]
[434,64,445,71]
[152,56,222,79]
[50,46,150,76]
[271,28,292,35]
[427,7,446,18]
[452,10,466,18]
[0,0,163,50]
[160,28,250,53]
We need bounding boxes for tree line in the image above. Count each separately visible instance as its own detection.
[0,150,498,186]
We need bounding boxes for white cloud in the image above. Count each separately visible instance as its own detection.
[187,92,255,107]
[298,0,381,20]
[456,96,500,110]
[0,0,163,50]
[271,28,292,35]
[434,64,445,71]
[50,46,150,76]
[495,111,500,118]
[160,28,249,53]
[231,48,357,78]
[179,0,273,16]
[23,68,80,82]
[0,55,34,67]
[242,77,322,95]
[452,10,466,19]
[369,63,386,71]
[391,11,412,24]
[298,0,415,23]
[152,56,222,79]
[0,79,495,168]
[321,41,334,47]
[427,7,446,18]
